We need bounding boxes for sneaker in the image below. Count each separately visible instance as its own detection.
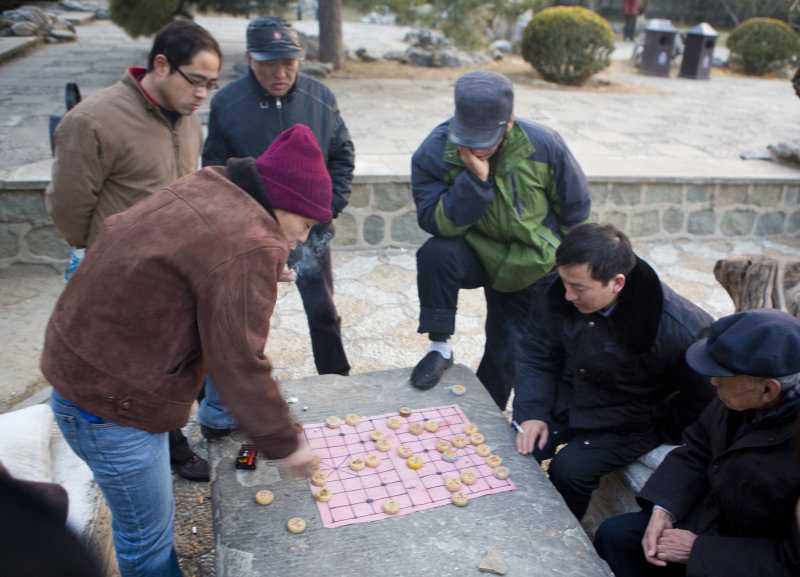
[410,351,454,390]
[200,424,234,442]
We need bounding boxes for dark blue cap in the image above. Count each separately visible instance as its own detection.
[247,17,305,62]
[686,308,800,377]
[448,71,513,150]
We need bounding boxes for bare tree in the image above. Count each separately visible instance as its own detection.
[319,0,345,69]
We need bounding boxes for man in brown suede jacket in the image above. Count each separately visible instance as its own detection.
[43,125,326,577]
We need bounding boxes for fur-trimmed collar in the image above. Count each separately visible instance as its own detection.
[547,257,664,354]
[226,157,277,221]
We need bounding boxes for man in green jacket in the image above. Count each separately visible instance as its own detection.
[410,71,591,409]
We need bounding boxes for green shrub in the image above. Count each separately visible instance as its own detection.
[521,6,614,86]
[726,17,800,76]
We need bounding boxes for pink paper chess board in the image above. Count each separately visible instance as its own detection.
[301,404,516,528]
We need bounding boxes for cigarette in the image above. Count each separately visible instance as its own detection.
[511,420,525,434]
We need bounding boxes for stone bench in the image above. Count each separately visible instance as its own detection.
[0,399,114,574]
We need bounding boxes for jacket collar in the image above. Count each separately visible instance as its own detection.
[547,256,664,354]
[226,157,278,221]
[247,68,299,106]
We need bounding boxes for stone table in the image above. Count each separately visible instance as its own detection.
[209,365,613,576]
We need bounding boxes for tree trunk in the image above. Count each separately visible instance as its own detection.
[318,0,345,69]
[714,255,800,318]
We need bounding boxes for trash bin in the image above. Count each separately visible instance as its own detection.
[679,22,718,79]
[640,19,677,77]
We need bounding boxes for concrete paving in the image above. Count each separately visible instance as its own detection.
[2,15,800,406]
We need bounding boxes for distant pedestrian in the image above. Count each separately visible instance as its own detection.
[623,0,641,41]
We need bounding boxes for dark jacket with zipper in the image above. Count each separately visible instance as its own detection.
[202,70,353,219]
[637,396,800,577]
[512,257,715,444]
[411,118,591,292]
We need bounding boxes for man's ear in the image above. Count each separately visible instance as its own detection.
[506,116,515,132]
[152,53,170,77]
[611,273,626,294]
[762,378,783,404]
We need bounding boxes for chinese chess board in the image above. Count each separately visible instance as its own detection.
[301,404,516,528]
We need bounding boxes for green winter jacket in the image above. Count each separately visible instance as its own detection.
[412,119,591,292]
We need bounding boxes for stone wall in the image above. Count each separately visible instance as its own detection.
[330,176,800,249]
[2,175,799,270]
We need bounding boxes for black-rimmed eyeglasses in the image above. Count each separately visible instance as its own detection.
[165,55,218,92]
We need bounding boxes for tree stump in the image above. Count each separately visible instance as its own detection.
[714,255,800,318]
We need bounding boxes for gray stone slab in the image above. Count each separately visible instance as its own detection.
[210,365,613,577]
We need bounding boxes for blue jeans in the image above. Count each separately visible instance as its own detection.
[197,375,238,430]
[50,389,183,577]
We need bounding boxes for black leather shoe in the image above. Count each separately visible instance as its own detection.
[410,351,454,390]
[172,453,210,482]
[200,424,234,442]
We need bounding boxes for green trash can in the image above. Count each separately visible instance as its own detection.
[640,19,677,77]
[679,23,718,80]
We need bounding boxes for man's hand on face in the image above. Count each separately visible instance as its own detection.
[515,419,549,455]
[457,146,490,183]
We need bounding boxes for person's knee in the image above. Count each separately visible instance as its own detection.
[417,237,468,272]
[547,451,590,491]
[594,514,629,557]
[594,512,651,572]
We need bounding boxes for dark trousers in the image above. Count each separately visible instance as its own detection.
[624,15,637,40]
[287,222,349,375]
[534,423,661,520]
[595,511,688,577]
[168,429,193,465]
[416,236,537,410]
[169,386,205,465]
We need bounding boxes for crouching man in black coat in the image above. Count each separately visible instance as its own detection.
[595,308,800,577]
[513,223,715,520]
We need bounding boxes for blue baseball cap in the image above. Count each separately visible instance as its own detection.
[686,308,800,377]
[247,17,305,62]
[448,71,513,150]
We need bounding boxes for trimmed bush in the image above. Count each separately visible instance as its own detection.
[521,6,614,86]
[726,17,800,76]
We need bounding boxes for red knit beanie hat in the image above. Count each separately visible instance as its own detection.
[255,124,332,223]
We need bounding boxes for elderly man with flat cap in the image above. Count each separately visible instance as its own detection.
[409,71,591,408]
[200,17,354,439]
[594,308,800,577]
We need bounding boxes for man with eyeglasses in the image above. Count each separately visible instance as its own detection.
[46,20,222,484]
[199,17,354,440]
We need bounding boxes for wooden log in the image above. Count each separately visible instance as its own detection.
[714,255,800,319]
